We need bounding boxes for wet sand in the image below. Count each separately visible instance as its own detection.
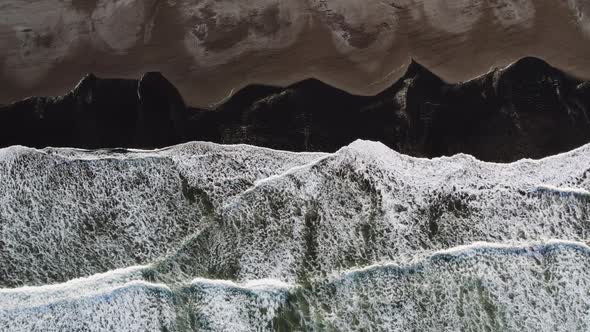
[1,0,590,106]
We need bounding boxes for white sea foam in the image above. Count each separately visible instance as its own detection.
[191,277,293,290]
[307,239,590,331]
[2,240,590,331]
[0,141,325,287]
[2,140,590,330]
[211,139,590,283]
[530,184,590,198]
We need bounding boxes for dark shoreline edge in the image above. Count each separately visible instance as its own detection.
[2,56,590,162]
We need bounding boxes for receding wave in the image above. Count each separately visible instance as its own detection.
[2,241,590,331]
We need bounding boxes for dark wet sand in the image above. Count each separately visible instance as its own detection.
[1,1,590,107]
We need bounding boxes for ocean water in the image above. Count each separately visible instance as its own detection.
[1,140,589,331]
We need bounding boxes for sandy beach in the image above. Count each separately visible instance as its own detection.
[1,0,590,106]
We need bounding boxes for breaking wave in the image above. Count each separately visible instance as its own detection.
[1,140,590,331]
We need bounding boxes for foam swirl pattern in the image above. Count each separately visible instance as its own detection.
[1,140,589,331]
[0,143,325,287]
